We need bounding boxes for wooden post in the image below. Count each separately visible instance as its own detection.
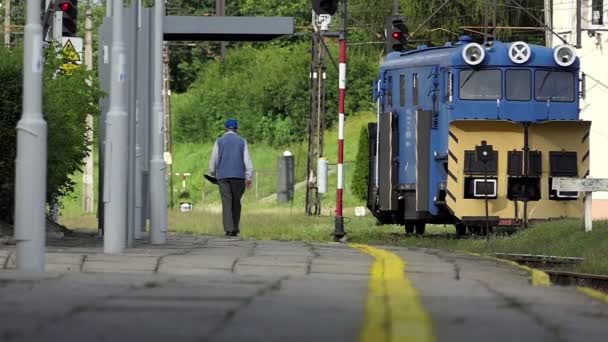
[83,5,95,213]
[584,191,592,232]
[3,0,10,48]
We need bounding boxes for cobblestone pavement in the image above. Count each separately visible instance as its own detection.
[0,234,606,341]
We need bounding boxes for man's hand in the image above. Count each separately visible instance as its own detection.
[246,179,252,190]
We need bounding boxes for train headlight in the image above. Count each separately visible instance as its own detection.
[553,44,576,67]
[508,41,531,64]
[462,43,485,66]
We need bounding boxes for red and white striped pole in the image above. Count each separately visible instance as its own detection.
[333,0,347,241]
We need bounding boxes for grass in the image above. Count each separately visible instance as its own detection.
[56,110,608,276]
[59,111,375,214]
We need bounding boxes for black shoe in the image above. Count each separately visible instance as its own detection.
[226,231,237,237]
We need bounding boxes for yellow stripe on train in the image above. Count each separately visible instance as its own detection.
[446,120,590,222]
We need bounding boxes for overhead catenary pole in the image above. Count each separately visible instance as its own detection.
[576,0,582,48]
[3,0,10,47]
[305,21,326,216]
[543,0,552,47]
[150,0,168,244]
[83,4,94,213]
[103,0,129,254]
[15,0,47,271]
[163,44,174,209]
[215,0,226,58]
[333,0,347,241]
[126,0,140,246]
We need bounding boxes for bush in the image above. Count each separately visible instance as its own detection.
[172,42,378,146]
[351,125,369,201]
[0,45,100,223]
[0,48,23,221]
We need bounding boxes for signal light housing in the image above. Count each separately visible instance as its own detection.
[385,15,408,53]
[312,0,339,16]
[58,0,78,37]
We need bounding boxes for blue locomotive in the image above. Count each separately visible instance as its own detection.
[367,36,589,235]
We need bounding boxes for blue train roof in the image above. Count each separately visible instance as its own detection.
[380,36,580,70]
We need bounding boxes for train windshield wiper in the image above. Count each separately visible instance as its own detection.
[538,70,553,95]
[460,70,476,89]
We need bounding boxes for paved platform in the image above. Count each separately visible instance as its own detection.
[0,234,606,341]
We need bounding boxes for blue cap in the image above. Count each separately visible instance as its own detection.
[225,118,238,129]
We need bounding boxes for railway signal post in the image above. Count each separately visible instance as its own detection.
[333,0,347,242]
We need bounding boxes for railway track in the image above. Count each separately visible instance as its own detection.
[491,253,608,293]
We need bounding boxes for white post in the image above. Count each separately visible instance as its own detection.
[584,191,592,232]
[83,5,94,213]
[103,0,129,254]
[3,0,10,47]
[15,0,47,272]
[149,0,168,245]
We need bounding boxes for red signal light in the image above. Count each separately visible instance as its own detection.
[60,3,71,12]
[392,32,402,40]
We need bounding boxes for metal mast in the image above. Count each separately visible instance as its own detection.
[305,21,326,216]
[15,0,47,271]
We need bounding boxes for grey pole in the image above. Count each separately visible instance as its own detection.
[3,0,10,47]
[15,0,47,272]
[149,0,168,244]
[126,1,140,246]
[83,5,95,213]
[107,0,112,17]
[103,0,129,254]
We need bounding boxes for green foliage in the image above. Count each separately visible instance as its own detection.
[173,42,377,146]
[0,45,101,222]
[44,44,102,204]
[0,47,24,221]
[351,126,369,201]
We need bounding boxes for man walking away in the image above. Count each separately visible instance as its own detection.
[208,118,254,237]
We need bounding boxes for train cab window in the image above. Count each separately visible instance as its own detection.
[413,73,419,106]
[535,70,575,102]
[459,69,502,100]
[400,75,406,107]
[387,76,393,107]
[506,69,531,101]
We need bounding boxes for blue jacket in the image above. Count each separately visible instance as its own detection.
[208,131,254,180]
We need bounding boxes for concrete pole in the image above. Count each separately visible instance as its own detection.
[215,0,226,58]
[149,0,168,244]
[15,0,47,271]
[127,0,140,246]
[3,0,10,47]
[106,0,112,17]
[544,0,553,47]
[103,0,128,254]
[83,5,94,213]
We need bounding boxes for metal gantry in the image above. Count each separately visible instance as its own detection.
[305,30,326,216]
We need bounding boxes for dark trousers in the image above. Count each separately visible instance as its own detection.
[218,178,246,233]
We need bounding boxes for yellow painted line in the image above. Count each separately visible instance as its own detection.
[352,244,435,342]
[460,251,551,287]
[577,287,608,304]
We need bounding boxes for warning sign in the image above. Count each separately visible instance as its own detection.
[62,39,81,63]
[59,37,83,75]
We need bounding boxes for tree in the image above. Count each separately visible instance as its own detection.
[0,45,100,223]
[351,126,369,201]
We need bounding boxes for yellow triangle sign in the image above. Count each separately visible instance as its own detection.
[62,39,81,63]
